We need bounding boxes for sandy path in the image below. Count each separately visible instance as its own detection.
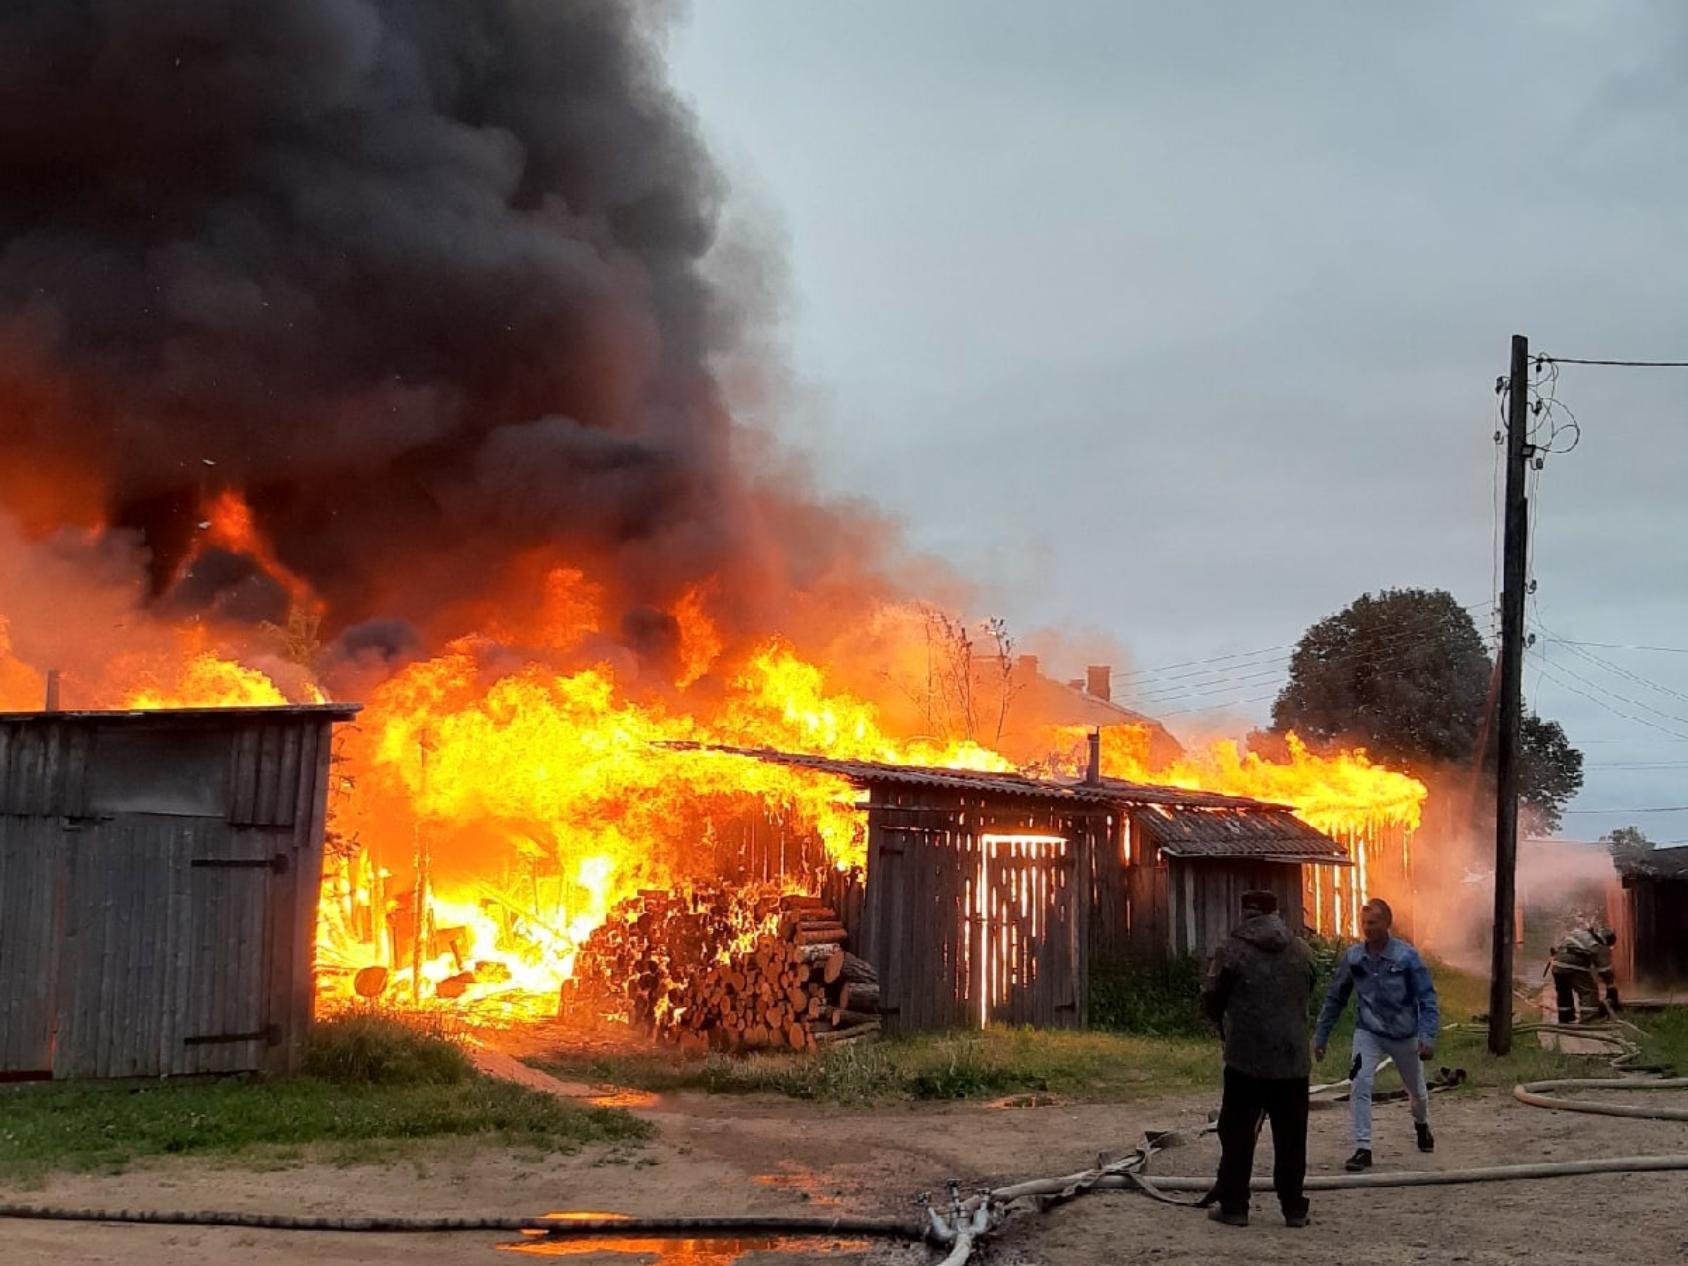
[5,1073,1688,1265]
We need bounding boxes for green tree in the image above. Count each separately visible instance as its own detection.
[1603,825,1654,871]
[1272,588,1583,830]
[1519,714,1583,834]
[1271,589,1491,763]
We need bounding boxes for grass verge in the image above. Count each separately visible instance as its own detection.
[0,1014,649,1182]
[536,960,1625,1107]
[533,1027,1221,1104]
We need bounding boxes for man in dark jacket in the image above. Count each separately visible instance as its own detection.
[1200,889,1317,1228]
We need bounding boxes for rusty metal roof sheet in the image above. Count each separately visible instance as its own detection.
[661,742,1291,812]
[0,704,363,723]
[1133,804,1352,864]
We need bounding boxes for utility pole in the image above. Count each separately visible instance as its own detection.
[1488,334,1531,1055]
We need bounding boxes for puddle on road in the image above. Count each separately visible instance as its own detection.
[496,1213,871,1263]
[497,1233,872,1263]
[752,1161,845,1208]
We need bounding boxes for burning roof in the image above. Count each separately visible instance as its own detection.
[663,741,1285,809]
[664,742,1351,865]
[1134,802,1352,864]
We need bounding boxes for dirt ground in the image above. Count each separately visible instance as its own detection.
[7,1067,1688,1266]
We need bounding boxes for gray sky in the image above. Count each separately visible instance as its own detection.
[666,2,1688,841]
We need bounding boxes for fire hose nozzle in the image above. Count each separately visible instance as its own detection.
[924,1204,955,1244]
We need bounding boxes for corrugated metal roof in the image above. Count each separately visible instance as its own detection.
[1614,844,1688,880]
[661,742,1292,812]
[0,704,362,723]
[1133,804,1352,864]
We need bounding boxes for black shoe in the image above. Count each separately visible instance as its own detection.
[1207,1207,1249,1228]
[1284,1212,1311,1228]
[1416,1122,1435,1153]
[1344,1148,1373,1172]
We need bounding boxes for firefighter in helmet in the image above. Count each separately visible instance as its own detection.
[1549,923,1620,1024]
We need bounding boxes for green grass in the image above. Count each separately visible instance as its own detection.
[0,1014,649,1181]
[535,955,1630,1107]
[1633,1006,1688,1073]
[533,1027,1220,1104]
[301,1011,473,1085]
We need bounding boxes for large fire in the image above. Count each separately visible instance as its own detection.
[1072,725,1427,940]
[0,2,1440,1033]
[0,504,1426,1017]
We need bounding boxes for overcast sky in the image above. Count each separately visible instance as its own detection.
[666,2,1688,842]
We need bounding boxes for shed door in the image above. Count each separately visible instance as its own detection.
[53,817,275,1078]
[975,835,1080,1028]
[0,817,64,1078]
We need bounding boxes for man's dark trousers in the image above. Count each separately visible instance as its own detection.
[1215,1066,1309,1219]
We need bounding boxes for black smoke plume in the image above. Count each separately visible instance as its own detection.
[0,0,834,648]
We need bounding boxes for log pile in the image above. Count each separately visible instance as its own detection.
[560,885,881,1052]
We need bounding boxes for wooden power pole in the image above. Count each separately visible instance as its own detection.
[1488,334,1531,1055]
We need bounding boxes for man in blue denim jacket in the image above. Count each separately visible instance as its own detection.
[1313,898,1439,1171]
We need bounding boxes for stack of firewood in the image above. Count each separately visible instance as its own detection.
[560,886,880,1052]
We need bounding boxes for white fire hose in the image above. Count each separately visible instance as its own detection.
[922,1019,1688,1265]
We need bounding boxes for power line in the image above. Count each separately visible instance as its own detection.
[1146,691,1280,721]
[1116,601,1494,702]
[1551,637,1688,708]
[1548,637,1688,656]
[1534,649,1688,730]
[1539,355,1688,368]
[1109,598,1492,685]
[1126,622,1487,709]
[1110,643,1290,681]
[1562,805,1688,815]
[1531,658,1688,743]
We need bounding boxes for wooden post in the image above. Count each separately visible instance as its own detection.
[43,669,60,712]
[1489,333,1530,1056]
[412,734,431,1003]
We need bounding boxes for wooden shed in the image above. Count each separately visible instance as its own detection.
[698,749,1351,1035]
[0,704,358,1081]
[1610,846,1688,988]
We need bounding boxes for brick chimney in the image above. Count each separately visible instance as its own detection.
[1017,654,1040,680]
[1086,665,1111,702]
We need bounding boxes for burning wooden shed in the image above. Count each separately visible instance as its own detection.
[0,703,358,1080]
[702,748,1351,1034]
[1609,845,1688,988]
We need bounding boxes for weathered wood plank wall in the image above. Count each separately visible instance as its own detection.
[0,709,349,1080]
[860,785,1095,1034]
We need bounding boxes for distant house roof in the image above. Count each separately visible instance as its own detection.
[664,742,1350,866]
[1001,669,1185,765]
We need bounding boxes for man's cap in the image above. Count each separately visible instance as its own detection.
[1240,889,1277,915]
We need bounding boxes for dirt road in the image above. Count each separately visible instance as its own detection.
[7,1078,1687,1265]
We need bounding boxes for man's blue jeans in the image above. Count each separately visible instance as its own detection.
[1351,1027,1429,1147]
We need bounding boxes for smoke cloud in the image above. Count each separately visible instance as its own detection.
[0,0,870,651]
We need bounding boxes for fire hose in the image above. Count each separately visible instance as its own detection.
[0,1206,928,1241]
[915,1018,1688,1264]
[2,1022,1682,1260]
